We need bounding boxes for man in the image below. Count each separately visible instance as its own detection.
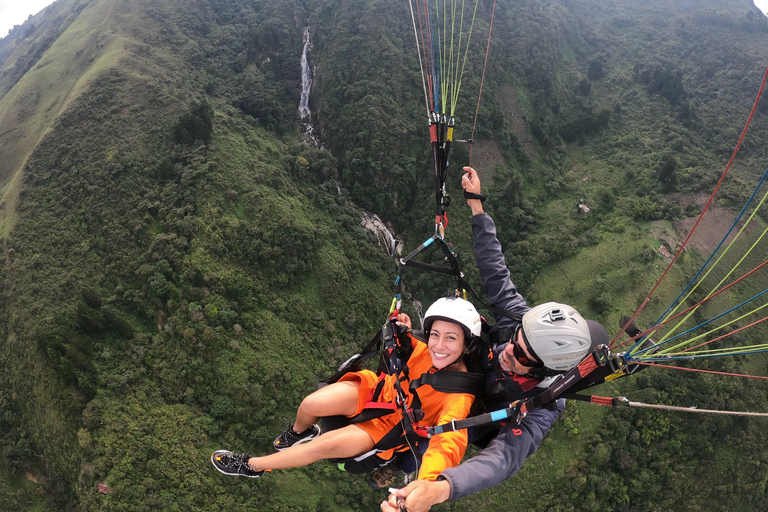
[381,167,608,512]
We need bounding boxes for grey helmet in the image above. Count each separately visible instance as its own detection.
[521,302,593,373]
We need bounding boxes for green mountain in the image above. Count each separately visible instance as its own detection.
[1,0,768,510]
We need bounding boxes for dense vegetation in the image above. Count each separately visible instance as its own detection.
[1,0,768,510]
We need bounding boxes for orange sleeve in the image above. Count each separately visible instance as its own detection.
[416,392,474,481]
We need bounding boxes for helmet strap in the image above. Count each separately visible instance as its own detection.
[527,366,564,378]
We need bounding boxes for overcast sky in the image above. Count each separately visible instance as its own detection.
[0,0,57,38]
[1,0,768,41]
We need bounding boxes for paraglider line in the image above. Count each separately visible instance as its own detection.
[629,362,768,380]
[611,60,768,348]
[617,257,768,353]
[654,166,768,328]
[469,0,496,164]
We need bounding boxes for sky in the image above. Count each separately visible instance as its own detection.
[1,0,768,40]
[0,0,57,39]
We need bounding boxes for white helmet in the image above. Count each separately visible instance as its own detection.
[423,297,482,342]
[521,302,592,373]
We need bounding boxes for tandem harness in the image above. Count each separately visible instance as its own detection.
[427,344,625,437]
[318,318,485,474]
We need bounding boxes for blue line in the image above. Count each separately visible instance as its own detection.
[633,287,768,358]
[628,346,768,362]
[423,237,436,248]
[635,167,768,355]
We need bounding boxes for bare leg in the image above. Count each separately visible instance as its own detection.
[250,424,374,470]
[293,381,361,432]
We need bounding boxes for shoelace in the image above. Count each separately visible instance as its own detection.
[277,419,301,444]
[223,452,251,469]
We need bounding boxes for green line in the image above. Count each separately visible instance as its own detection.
[655,186,768,344]
[443,0,457,113]
[451,0,465,115]
[657,343,768,358]
[645,301,768,357]
[439,0,444,113]
[451,0,480,116]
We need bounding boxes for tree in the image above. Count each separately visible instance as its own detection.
[657,155,678,192]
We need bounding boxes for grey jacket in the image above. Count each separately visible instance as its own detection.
[440,212,564,501]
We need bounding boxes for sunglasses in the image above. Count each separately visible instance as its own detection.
[511,326,543,368]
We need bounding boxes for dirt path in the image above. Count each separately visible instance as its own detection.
[498,85,536,158]
[468,138,505,185]
[672,194,747,258]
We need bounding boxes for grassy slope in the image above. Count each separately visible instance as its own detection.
[0,0,115,235]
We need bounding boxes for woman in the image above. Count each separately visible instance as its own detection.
[211,296,482,482]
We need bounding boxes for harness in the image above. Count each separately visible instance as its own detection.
[428,345,625,437]
[319,321,485,474]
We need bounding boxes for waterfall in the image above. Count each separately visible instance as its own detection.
[361,212,401,258]
[298,27,321,147]
[299,27,312,120]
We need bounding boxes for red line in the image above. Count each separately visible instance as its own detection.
[415,0,434,110]
[634,362,768,380]
[613,258,768,350]
[469,0,497,165]
[611,62,768,347]
[424,0,436,111]
[679,314,768,354]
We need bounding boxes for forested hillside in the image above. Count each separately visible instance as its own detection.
[1,0,768,510]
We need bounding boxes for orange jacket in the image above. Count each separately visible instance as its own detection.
[347,333,475,481]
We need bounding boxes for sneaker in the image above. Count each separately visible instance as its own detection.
[369,458,400,489]
[273,421,321,451]
[211,450,264,478]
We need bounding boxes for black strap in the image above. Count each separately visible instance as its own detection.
[320,329,382,386]
[463,191,486,202]
[409,371,485,396]
[428,346,621,435]
[403,259,463,277]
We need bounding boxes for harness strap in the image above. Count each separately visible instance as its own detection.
[409,370,485,396]
[428,345,621,435]
[320,329,382,386]
[463,191,486,202]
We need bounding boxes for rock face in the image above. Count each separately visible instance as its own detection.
[361,212,401,257]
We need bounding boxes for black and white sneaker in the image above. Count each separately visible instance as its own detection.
[211,450,264,478]
[273,421,321,451]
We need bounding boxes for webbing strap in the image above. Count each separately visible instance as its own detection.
[395,234,485,309]
[561,393,624,407]
[428,346,619,435]
[404,259,461,276]
[409,370,485,396]
[362,402,398,410]
[320,330,382,386]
